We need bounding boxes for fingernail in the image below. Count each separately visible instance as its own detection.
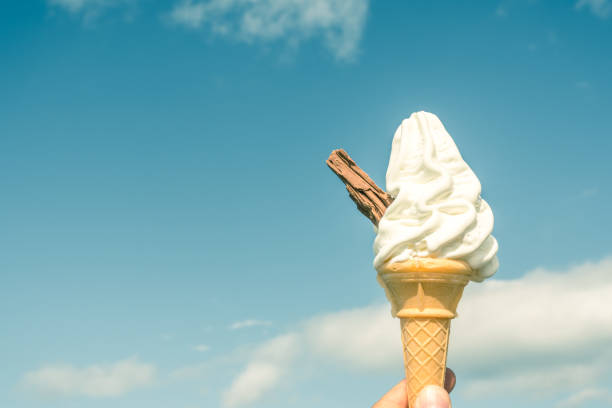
[414,385,451,408]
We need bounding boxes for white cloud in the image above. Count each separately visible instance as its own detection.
[576,0,611,18]
[194,344,210,352]
[303,258,612,376]
[21,357,156,397]
[314,259,612,395]
[167,0,369,61]
[450,258,612,370]
[304,304,401,370]
[222,333,299,407]
[224,362,283,406]
[229,319,272,330]
[223,257,612,405]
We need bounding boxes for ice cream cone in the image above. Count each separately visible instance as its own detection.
[377,258,472,407]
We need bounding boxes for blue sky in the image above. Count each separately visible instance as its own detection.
[1,0,612,407]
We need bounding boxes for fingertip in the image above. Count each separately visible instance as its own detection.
[444,368,456,393]
[414,385,451,408]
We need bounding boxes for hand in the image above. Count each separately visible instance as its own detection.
[372,368,456,408]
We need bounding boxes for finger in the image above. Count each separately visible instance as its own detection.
[414,385,451,408]
[372,379,407,408]
[444,368,456,393]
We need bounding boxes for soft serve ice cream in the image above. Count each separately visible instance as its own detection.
[373,111,498,281]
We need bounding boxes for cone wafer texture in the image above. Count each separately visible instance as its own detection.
[401,317,450,406]
[378,258,471,407]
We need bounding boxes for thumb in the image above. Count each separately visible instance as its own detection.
[414,385,451,408]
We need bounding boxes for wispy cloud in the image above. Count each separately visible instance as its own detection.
[556,388,612,408]
[222,333,299,407]
[169,0,206,28]
[47,0,139,26]
[221,257,612,405]
[463,359,608,397]
[580,186,598,197]
[49,0,91,13]
[575,0,611,18]
[167,0,369,61]
[47,0,136,23]
[229,319,272,330]
[495,4,508,17]
[169,361,212,381]
[21,357,156,397]
[194,344,210,352]
[576,80,591,89]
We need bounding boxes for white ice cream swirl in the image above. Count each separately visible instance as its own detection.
[373,111,498,281]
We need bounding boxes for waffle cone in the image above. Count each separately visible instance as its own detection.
[378,258,472,407]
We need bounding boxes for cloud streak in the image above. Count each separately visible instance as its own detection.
[167,0,370,60]
[21,357,156,397]
[229,319,272,330]
[556,388,612,408]
[576,0,611,18]
[47,0,136,23]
